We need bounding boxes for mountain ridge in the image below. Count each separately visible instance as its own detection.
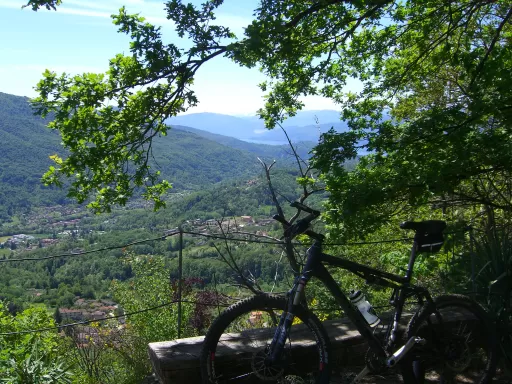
[167,110,348,143]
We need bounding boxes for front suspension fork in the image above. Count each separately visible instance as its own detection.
[267,278,306,364]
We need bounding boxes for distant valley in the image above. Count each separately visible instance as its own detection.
[0,91,319,312]
[0,91,334,325]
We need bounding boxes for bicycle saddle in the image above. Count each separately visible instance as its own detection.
[400,220,446,234]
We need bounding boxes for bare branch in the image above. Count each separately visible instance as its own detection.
[211,220,263,294]
[257,157,300,272]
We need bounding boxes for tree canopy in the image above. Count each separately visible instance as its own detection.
[26,0,512,234]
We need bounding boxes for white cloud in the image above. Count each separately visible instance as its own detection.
[0,0,166,23]
[0,0,249,30]
[121,0,146,4]
[63,0,118,12]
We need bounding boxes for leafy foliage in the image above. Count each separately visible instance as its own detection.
[23,0,61,11]
[111,254,192,342]
[108,253,200,380]
[30,2,237,211]
[23,1,512,243]
[0,303,72,383]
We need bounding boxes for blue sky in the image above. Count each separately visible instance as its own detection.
[0,0,343,115]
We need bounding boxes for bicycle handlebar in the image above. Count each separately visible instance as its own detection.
[273,201,325,242]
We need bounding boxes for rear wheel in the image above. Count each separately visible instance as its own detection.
[403,294,496,384]
[200,294,331,383]
[496,331,512,379]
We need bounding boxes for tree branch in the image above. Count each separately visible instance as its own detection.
[469,5,512,89]
[285,0,391,29]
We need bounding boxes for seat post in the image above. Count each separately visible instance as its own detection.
[399,220,446,282]
[404,235,419,282]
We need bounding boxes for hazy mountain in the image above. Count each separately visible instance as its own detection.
[247,122,347,143]
[167,110,348,143]
[167,113,259,139]
[172,125,315,160]
[244,109,342,128]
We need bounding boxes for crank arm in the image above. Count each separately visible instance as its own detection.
[387,337,425,367]
[350,366,370,383]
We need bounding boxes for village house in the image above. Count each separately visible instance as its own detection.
[241,216,254,223]
[98,306,116,314]
[11,234,35,242]
[59,308,85,322]
[40,238,59,247]
[89,311,106,320]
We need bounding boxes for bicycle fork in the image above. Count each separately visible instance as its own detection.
[265,311,295,366]
[266,279,307,367]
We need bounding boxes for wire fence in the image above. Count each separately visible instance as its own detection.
[0,225,475,338]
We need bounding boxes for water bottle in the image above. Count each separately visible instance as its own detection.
[350,290,380,327]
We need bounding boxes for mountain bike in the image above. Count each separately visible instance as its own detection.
[200,201,496,383]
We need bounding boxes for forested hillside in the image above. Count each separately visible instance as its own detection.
[0,169,313,307]
[0,92,310,219]
[0,92,68,219]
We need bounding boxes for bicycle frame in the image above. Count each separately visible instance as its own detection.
[268,237,435,370]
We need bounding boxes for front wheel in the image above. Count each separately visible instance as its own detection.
[402,294,496,384]
[200,294,331,383]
